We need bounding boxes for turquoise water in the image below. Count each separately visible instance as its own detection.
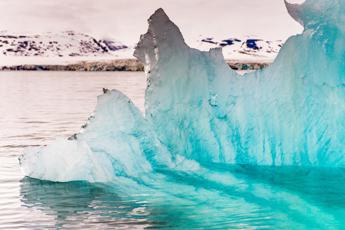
[1,72,345,229]
[19,165,345,229]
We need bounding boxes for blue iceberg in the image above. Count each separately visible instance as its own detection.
[20,0,344,184]
[18,1,345,228]
[134,0,345,168]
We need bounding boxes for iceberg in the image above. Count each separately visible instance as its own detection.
[134,1,345,167]
[20,0,345,184]
[19,89,174,183]
[17,1,345,228]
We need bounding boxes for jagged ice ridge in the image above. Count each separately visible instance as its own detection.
[20,0,345,184]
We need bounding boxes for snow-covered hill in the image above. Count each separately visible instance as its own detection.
[0,31,130,57]
[0,31,133,65]
[197,37,283,62]
[0,32,283,66]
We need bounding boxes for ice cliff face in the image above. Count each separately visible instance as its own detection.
[134,3,345,167]
[20,0,345,183]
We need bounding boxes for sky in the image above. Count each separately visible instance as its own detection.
[0,0,304,46]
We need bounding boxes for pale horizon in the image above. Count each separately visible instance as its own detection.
[0,0,305,47]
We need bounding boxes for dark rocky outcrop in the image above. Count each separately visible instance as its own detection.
[0,59,270,72]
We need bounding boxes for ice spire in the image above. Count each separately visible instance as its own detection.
[134,8,187,73]
[284,0,304,26]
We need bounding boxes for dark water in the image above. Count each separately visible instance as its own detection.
[1,71,345,229]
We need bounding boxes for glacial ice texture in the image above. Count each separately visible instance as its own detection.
[134,0,345,167]
[20,0,345,183]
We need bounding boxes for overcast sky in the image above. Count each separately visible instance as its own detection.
[0,0,304,46]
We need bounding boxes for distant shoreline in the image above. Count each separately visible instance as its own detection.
[0,59,272,72]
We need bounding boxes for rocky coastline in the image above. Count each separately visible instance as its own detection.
[0,59,271,72]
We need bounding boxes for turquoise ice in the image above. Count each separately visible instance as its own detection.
[18,1,345,228]
[136,0,345,167]
[20,0,345,182]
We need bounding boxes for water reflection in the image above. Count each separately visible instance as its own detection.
[220,165,345,208]
[19,177,209,229]
[19,165,345,229]
[20,177,157,229]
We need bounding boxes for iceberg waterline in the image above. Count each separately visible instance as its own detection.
[20,0,344,184]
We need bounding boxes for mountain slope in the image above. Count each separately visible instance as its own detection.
[198,37,283,61]
[0,31,129,58]
[0,32,283,66]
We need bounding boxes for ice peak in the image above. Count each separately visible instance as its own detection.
[148,8,169,23]
[284,0,304,26]
[285,0,345,29]
[134,7,187,72]
[147,7,186,47]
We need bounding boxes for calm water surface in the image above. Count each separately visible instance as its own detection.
[1,71,345,229]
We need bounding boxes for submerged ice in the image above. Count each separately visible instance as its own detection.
[20,0,345,184]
